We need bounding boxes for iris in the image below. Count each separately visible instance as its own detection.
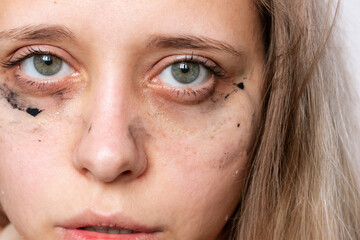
[171,62,200,84]
[33,55,62,76]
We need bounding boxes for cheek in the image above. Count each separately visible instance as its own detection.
[143,98,255,238]
[0,110,81,230]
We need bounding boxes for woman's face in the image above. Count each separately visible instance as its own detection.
[0,1,264,239]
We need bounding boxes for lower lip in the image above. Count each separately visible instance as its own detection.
[58,228,159,240]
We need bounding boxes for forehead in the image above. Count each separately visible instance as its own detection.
[0,0,260,50]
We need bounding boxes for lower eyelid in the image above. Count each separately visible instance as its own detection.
[147,75,216,104]
[12,69,81,95]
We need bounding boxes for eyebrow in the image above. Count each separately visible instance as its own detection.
[0,24,75,41]
[147,35,246,57]
[0,25,245,58]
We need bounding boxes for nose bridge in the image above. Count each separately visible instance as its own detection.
[87,62,133,146]
[72,64,147,183]
[92,69,131,134]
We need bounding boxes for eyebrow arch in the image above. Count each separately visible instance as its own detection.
[147,35,246,57]
[0,24,75,41]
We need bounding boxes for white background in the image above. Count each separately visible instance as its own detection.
[341,0,360,94]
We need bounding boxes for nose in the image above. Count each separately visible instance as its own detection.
[72,73,148,183]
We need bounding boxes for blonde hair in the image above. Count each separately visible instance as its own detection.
[226,0,360,239]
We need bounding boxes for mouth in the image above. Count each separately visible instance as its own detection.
[56,209,162,240]
[61,227,158,240]
[79,226,139,234]
[62,227,156,240]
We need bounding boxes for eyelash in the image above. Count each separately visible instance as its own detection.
[147,54,227,103]
[1,47,52,69]
[171,54,226,79]
[1,47,79,94]
[1,48,227,103]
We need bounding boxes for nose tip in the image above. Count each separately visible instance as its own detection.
[72,123,148,183]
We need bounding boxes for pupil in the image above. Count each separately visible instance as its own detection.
[42,55,53,66]
[179,63,190,74]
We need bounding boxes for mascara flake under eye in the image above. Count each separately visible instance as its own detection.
[0,84,43,117]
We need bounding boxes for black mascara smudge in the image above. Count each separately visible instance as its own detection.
[0,85,43,117]
[26,108,42,117]
[234,82,245,90]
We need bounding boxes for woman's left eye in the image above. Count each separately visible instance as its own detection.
[158,61,210,87]
[159,61,211,87]
[148,56,225,104]
[21,54,73,79]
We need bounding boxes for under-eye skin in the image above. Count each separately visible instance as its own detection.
[0,84,44,117]
[147,55,226,104]
[0,45,80,96]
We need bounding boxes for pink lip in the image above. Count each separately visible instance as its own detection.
[55,209,162,240]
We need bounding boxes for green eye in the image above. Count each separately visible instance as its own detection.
[171,62,200,84]
[33,55,62,76]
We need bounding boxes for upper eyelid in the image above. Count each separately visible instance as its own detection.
[1,50,227,82]
[146,54,225,79]
[1,45,78,70]
[1,48,51,68]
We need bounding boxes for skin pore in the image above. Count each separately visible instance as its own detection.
[0,1,264,240]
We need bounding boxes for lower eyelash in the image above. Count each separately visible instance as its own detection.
[14,72,69,93]
[148,76,216,104]
[175,88,207,97]
[15,73,46,90]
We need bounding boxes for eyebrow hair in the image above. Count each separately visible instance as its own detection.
[147,35,246,57]
[0,24,75,41]
[0,25,244,58]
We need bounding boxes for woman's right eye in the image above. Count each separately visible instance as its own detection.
[21,54,73,79]
[0,45,82,94]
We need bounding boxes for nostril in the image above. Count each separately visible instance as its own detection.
[122,170,132,176]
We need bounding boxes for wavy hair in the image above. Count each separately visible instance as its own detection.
[225,0,360,239]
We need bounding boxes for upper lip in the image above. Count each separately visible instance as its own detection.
[57,209,161,233]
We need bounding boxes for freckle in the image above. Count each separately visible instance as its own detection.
[32,126,42,133]
[210,97,218,103]
[38,139,42,142]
